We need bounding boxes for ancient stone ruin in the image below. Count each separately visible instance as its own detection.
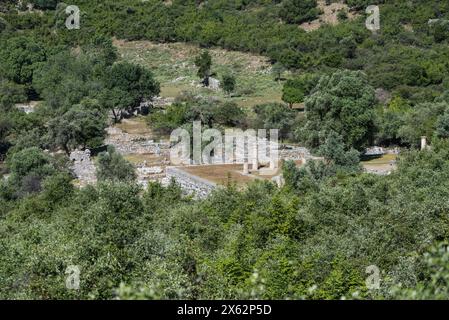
[15,101,38,114]
[208,77,221,90]
[69,149,97,186]
[165,166,217,199]
[364,146,385,156]
[105,126,170,156]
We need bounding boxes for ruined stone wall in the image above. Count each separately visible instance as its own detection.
[212,137,310,165]
[165,167,217,199]
[70,149,97,186]
[105,127,170,156]
[15,101,38,114]
[280,146,311,161]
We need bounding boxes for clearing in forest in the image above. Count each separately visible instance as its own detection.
[362,154,398,174]
[114,39,283,108]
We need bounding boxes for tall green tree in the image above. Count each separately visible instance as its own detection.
[33,51,98,112]
[101,62,160,122]
[374,97,410,145]
[398,102,447,147]
[297,70,377,151]
[221,74,236,95]
[282,74,319,108]
[253,103,297,140]
[96,146,136,182]
[279,0,319,24]
[47,100,108,154]
[194,51,212,87]
[0,36,46,97]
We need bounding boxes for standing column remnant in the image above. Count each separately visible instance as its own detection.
[252,143,258,171]
[421,136,427,151]
[269,157,276,171]
[243,160,249,175]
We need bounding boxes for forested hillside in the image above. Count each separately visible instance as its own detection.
[1,0,449,299]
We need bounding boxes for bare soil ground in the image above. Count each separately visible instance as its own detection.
[115,118,153,135]
[181,164,256,187]
[179,159,305,187]
[362,154,397,173]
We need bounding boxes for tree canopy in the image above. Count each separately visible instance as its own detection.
[297,70,377,151]
[194,51,212,87]
[2,0,449,301]
[101,62,160,122]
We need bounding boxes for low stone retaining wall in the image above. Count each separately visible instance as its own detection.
[105,127,170,156]
[280,146,311,161]
[107,136,170,155]
[166,166,217,199]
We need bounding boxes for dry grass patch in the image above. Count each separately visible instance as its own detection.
[181,164,256,186]
[234,90,283,108]
[362,154,397,165]
[362,154,398,172]
[114,39,283,108]
[180,160,303,186]
[124,153,166,166]
[115,118,152,135]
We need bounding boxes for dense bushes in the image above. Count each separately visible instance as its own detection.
[3,147,58,198]
[0,5,445,157]
[0,36,46,97]
[149,97,247,135]
[279,0,320,24]
[7,0,444,96]
[2,0,449,300]
[96,146,136,183]
[2,139,449,299]
[29,0,58,10]
[296,70,376,151]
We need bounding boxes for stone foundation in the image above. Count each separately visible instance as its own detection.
[105,127,170,156]
[166,166,217,199]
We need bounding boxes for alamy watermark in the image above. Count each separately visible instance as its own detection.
[365,265,381,290]
[170,122,280,176]
[65,265,80,290]
[65,5,80,30]
[365,5,380,32]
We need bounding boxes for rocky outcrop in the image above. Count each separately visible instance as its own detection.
[70,149,97,186]
[208,77,220,90]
